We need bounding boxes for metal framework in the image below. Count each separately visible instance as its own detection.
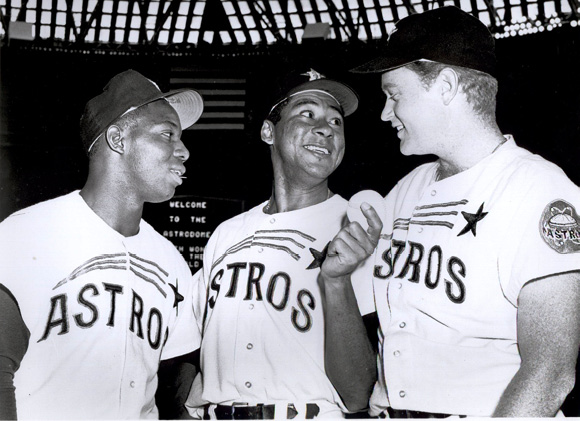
[1,0,579,47]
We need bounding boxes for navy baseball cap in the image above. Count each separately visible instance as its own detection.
[269,68,359,117]
[351,6,496,77]
[80,69,204,153]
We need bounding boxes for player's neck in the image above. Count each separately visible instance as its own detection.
[264,183,332,214]
[80,183,143,237]
[435,126,505,181]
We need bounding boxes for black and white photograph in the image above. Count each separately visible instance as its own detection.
[1,0,580,419]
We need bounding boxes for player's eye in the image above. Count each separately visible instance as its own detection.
[386,93,400,102]
[300,110,314,118]
[329,117,343,126]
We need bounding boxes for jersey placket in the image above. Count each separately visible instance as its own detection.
[118,239,141,417]
[385,181,447,409]
[231,217,274,403]
[233,290,265,402]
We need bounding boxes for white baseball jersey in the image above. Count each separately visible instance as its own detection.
[185,195,368,418]
[0,191,200,420]
[354,136,580,416]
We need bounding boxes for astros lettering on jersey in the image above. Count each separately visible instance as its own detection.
[0,191,200,419]
[353,136,580,416]
[186,195,370,418]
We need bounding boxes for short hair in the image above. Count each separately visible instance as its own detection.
[87,103,150,160]
[87,134,103,159]
[405,61,498,124]
[266,98,290,125]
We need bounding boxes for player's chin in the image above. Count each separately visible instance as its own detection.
[398,139,411,156]
[308,164,339,180]
[149,187,178,204]
[398,137,417,156]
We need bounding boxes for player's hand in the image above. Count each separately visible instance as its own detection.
[321,202,382,280]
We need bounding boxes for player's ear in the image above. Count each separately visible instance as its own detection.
[437,67,459,106]
[104,125,124,154]
[261,120,275,146]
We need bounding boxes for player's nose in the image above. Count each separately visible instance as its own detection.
[312,119,333,138]
[381,100,394,122]
[174,139,190,162]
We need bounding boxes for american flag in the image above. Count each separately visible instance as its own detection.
[170,68,246,131]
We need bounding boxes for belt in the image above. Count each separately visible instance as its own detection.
[203,403,320,419]
[385,408,467,418]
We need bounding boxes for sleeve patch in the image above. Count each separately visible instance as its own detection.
[540,199,580,254]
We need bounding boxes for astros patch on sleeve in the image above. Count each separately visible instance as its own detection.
[540,199,580,254]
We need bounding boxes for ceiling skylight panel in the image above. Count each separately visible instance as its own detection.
[271,1,282,13]
[191,15,202,29]
[302,1,313,12]
[178,2,190,15]
[176,16,187,29]
[192,1,205,15]
[290,13,302,26]
[367,8,379,23]
[118,2,128,14]
[173,31,184,43]
[238,1,251,14]
[249,29,260,43]
[244,15,257,28]
[316,0,329,10]
[234,30,247,42]
[159,31,169,44]
[56,12,66,25]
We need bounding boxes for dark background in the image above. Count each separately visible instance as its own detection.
[1,26,580,415]
[2,27,580,220]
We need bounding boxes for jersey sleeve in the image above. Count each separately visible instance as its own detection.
[0,284,30,420]
[350,253,376,316]
[191,268,206,335]
[498,166,580,305]
[160,259,202,361]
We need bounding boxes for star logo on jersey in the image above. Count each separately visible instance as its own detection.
[457,203,488,237]
[306,242,330,269]
[169,280,184,314]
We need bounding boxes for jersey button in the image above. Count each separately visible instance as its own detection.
[258,248,264,253]
[399,390,406,398]
[247,343,253,350]
[418,227,423,233]
[245,382,252,388]
[249,304,254,310]
[130,381,136,388]
[397,282,402,289]
[431,190,436,196]
[399,322,406,328]
[270,218,276,224]
[393,350,401,357]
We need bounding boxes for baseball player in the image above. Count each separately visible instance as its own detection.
[321,6,580,418]
[0,70,204,419]
[184,69,380,419]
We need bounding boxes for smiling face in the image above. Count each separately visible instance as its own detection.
[263,91,345,186]
[121,100,190,203]
[380,66,444,156]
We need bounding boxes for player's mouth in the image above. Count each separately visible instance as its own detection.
[304,145,331,155]
[170,168,186,184]
[393,124,405,137]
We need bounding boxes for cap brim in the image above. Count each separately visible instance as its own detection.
[351,55,422,74]
[287,79,359,116]
[164,89,204,130]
